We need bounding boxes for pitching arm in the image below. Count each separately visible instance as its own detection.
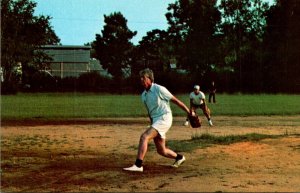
[171,96,191,115]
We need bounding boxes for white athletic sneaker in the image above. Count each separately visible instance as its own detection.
[171,156,186,168]
[123,165,143,172]
[208,119,213,126]
[183,121,189,126]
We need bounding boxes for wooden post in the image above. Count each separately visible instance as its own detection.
[60,62,63,78]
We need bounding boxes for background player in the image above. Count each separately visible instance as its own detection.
[209,81,217,103]
[184,85,213,127]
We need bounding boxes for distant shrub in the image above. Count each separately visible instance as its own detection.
[28,71,58,92]
[58,77,78,92]
[77,72,112,92]
[155,71,193,93]
[1,80,19,95]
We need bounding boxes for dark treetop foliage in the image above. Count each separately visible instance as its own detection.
[92,12,137,80]
[3,0,299,94]
[263,0,300,93]
[1,0,60,92]
[166,0,221,74]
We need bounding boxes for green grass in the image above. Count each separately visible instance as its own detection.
[1,93,300,120]
[1,93,145,120]
[174,93,300,116]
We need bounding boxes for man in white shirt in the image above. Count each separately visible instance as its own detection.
[123,68,191,172]
[184,85,213,127]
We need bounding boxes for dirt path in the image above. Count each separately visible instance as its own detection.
[1,116,300,192]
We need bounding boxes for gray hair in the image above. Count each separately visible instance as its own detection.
[139,68,154,82]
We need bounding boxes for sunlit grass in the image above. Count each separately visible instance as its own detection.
[174,93,300,116]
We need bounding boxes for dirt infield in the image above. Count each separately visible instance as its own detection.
[1,116,300,192]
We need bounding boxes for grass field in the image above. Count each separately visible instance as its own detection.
[1,93,300,120]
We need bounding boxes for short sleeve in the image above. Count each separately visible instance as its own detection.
[201,92,205,99]
[189,92,193,99]
[158,85,173,101]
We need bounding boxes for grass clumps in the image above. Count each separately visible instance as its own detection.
[166,133,282,152]
[191,133,280,145]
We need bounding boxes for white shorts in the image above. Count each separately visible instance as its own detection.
[151,113,173,139]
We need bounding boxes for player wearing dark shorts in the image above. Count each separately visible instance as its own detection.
[184,85,213,127]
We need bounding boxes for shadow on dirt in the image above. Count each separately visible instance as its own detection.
[1,118,148,126]
[1,151,178,192]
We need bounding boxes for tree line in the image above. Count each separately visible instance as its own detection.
[1,0,300,94]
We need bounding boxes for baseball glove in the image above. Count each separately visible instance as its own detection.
[188,114,201,128]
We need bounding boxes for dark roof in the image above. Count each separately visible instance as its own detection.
[41,45,91,50]
[40,45,91,63]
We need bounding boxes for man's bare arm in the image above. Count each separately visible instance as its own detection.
[171,96,190,114]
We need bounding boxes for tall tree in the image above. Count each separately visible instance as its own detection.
[166,0,221,74]
[185,0,221,74]
[263,0,300,93]
[219,0,269,91]
[92,12,137,80]
[135,29,172,72]
[165,0,191,62]
[1,0,60,90]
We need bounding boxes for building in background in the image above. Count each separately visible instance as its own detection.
[40,45,110,78]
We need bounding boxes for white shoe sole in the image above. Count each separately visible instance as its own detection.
[123,165,143,172]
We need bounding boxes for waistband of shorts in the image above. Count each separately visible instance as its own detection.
[151,112,172,119]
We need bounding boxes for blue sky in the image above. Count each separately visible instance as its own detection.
[34,0,274,46]
[34,0,176,45]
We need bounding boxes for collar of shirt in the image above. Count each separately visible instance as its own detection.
[144,83,155,94]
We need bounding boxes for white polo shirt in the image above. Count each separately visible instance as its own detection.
[141,83,173,119]
[190,91,205,105]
